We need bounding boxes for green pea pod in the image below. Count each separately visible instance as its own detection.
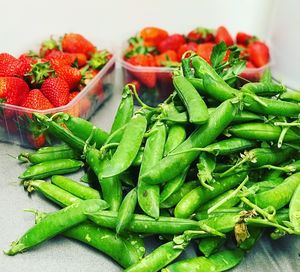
[280,90,300,102]
[63,115,109,148]
[160,102,188,124]
[51,175,101,200]
[197,152,216,189]
[239,226,263,251]
[229,123,300,142]
[198,236,226,257]
[24,179,81,207]
[208,249,244,271]
[175,172,247,218]
[254,172,300,210]
[18,145,80,164]
[241,82,286,97]
[116,188,137,234]
[19,159,84,180]
[164,125,186,156]
[173,75,209,125]
[141,99,239,185]
[249,178,284,194]
[86,148,122,211]
[36,144,71,154]
[101,113,147,178]
[64,221,143,268]
[124,241,185,272]
[5,199,109,256]
[160,180,199,209]
[132,148,144,166]
[110,85,134,134]
[104,125,127,144]
[138,122,167,218]
[289,184,300,233]
[160,168,188,203]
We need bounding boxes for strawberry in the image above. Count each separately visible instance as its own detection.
[0,53,30,77]
[27,133,46,148]
[140,27,169,47]
[45,50,76,69]
[197,43,215,64]
[21,89,53,110]
[187,28,215,43]
[40,37,59,57]
[61,33,96,58]
[88,50,112,70]
[72,53,87,67]
[236,32,253,45]
[55,66,81,90]
[177,42,198,59]
[215,26,234,46]
[127,54,156,88]
[155,50,178,66]
[248,41,270,67]
[25,60,54,88]
[68,91,80,102]
[157,34,185,53]
[0,77,29,105]
[239,61,260,82]
[41,77,70,107]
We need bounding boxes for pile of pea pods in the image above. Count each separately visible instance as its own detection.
[6,55,300,272]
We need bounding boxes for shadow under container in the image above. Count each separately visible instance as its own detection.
[0,56,115,148]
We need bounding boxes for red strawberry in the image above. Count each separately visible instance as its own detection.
[41,77,70,107]
[177,42,198,59]
[140,27,169,47]
[71,53,87,67]
[239,61,260,82]
[248,41,270,67]
[157,34,185,53]
[197,43,215,64]
[40,37,59,57]
[21,89,53,110]
[236,32,253,45]
[55,66,82,90]
[27,133,46,148]
[0,53,30,77]
[155,50,178,66]
[215,26,234,46]
[127,54,156,88]
[187,28,215,43]
[61,33,96,58]
[0,77,29,105]
[68,91,80,102]
[45,50,76,69]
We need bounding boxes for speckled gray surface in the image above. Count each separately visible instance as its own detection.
[0,70,300,272]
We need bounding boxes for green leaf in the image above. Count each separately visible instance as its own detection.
[210,42,227,68]
[222,60,246,81]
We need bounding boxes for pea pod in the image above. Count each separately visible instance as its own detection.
[19,159,84,180]
[138,121,167,218]
[280,90,300,102]
[198,236,226,257]
[5,199,109,255]
[208,249,244,271]
[239,226,263,251]
[159,102,188,124]
[241,82,286,97]
[110,85,134,133]
[173,75,209,125]
[132,148,144,166]
[164,125,186,156]
[116,188,137,234]
[141,99,239,185]
[51,175,101,200]
[289,184,300,233]
[174,172,247,219]
[101,113,147,178]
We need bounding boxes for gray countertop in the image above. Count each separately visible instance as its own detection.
[0,73,300,272]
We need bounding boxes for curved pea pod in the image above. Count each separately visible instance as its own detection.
[110,85,134,134]
[86,210,204,235]
[138,121,167,218]
[174,172,247,219]
[228,123,300,142]
[159,102,188,124]
[64,222,143,268]
[116,188,137,234]
[250,178,284,193]
[18,145,80,164]
[254,172,300,210]
[289,184,300,233]
[280,90,300,102]
[141,99,239,185]
[164,125,186,156]
[19,159,84,180]
[241,82,286,97]
[173,75,209,125]
[101,113,147,178]
[5,199,109,256]
[160,180,198,209]
[124,240,186,272]
[198,236,226,257]
[208,249,244,271]
[62,115,109,148]
[51,175,101,200]
[104,124,127,145]
[24,179,81,207]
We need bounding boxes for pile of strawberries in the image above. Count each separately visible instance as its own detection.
[0,33,112,147]
[123,26,270,88]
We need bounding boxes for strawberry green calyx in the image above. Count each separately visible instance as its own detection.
[40,37,59,57]
[125,36,156,59]
[88,50,110,70]
[25,61,55,87]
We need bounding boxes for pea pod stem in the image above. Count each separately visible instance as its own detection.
[245,218,294,234]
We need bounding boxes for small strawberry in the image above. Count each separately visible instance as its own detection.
[41,77,70,107]
[27,133,46,148]
[45,50,76,69]
[197,43,215,64]
[155,50,178,66]
[21,89,54,110]
[127,54,156,88]
[177,42,198,59]
[139,27,169,47]
[215,26,234,46]
[187,27,215,43]
[71,53,87,67]
[236,32,253,45]
[0,77,29,105]
[55,66,82,90]
[157,34,185,53]
[248,41,270,67]
[40,37,59,57]
[61,33,96,58]
[0,53,30,77]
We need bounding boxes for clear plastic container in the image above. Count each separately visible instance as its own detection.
[0,55,115,148]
